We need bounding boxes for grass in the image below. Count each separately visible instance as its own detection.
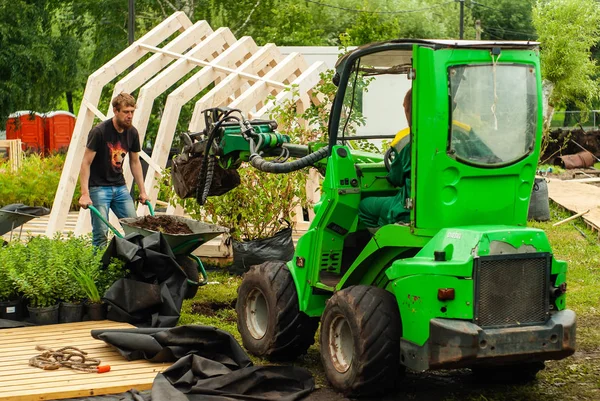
[179,202,600,400]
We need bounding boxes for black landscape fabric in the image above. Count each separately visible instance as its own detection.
[101,232,188,327]
[91,325,315,401]
[230,227,295,275]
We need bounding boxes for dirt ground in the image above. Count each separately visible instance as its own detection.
[305,352,600,401]
[127,215,193,234]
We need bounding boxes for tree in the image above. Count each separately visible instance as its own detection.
[345,0,474,46]
[0,0,81,123]
[470,0,536,41]
[532,0,600,131]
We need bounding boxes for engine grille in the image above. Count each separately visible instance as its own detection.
[475,253,550,328]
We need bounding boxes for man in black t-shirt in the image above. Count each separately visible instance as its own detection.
[78,93,149,247]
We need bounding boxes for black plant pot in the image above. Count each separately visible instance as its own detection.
[0,298,23,320]
[59,302,84,323]
[86,302,107,321]
[27,304,60,325]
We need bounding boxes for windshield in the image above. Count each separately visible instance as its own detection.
[337,49,413,153]
[448,64,537,166]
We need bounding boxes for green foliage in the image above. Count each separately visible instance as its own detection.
[160,166,308,241]
[0,153,80,209]
[71,268,101,303]
[204,168,308,241]
[254,2,326,46]
[97,257,128,297]
[268,78,334,145]
[345,0,473,45]
[533,0,600,110]
[179,271,241,334]
[7,237,62,307]
[3,235,127,306]
[0,0,81,124]
[471,0,536,41]
[0,245,19,301]
[66,253,127,304]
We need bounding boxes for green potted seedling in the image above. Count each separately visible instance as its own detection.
[70,254,127,321]
[71,267,106,320]
[55,236,97,323]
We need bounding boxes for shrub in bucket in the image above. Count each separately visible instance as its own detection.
[9,238,61,324]
[0,243,24,320]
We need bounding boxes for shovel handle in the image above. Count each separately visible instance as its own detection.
[87,205,124,238]
[143,200,155,216]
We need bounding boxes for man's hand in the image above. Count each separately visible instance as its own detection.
[79,194,93,209]
[138,192,149,204]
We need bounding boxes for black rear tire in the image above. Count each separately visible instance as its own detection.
[320,285,404,397]
[236,261,318,360]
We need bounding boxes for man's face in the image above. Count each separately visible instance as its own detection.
[114,106,135,130]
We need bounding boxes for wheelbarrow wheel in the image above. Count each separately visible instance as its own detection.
[176,255,200,299]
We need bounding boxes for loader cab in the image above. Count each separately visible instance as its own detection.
[329,40,542,233]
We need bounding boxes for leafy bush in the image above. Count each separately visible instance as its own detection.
[0,153,80,209]
[160,166,307,241]
[4,235,127,306]
[0,245,20,301]
[8,237,62,307]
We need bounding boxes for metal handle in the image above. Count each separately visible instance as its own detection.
[87,205,124,238]
[143,200,155,216]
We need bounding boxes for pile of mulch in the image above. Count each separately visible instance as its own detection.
[127,215,193,234]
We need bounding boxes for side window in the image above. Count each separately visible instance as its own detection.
[337,50,413,152]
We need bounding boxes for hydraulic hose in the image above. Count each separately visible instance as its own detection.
[249,146,329,173]
[200,155,215,205]
[196,111,240,205]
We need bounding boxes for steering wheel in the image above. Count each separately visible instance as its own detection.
[384,147,395,172]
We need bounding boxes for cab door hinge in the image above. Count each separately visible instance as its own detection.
[405,198,414,209]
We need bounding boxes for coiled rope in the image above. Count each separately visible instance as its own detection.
[29,345,109,373]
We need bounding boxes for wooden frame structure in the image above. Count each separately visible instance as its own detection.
[0,139,23,172]
[45,12,326,236]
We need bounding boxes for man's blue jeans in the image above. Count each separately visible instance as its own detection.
[89,185,136,248]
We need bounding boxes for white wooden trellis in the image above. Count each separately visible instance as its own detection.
[45,12,327,237]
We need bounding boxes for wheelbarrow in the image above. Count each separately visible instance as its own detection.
[0,211,37,242]
[88,201,227,299]
[0,204,49,242]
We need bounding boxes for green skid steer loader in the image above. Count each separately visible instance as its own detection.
[183,39,575,397]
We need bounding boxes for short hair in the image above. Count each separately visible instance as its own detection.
[112,93,136,111]
[403,88,412,125]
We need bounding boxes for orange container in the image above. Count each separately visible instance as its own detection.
[5,111,45,152]
[44,111,76,153]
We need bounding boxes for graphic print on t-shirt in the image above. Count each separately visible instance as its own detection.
[107,142,127,173]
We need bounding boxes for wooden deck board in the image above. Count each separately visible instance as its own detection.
[0,321,171,401]
[547,178,600,232]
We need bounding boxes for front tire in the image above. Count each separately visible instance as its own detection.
[236,261,318,360]
[320,285,404,397]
